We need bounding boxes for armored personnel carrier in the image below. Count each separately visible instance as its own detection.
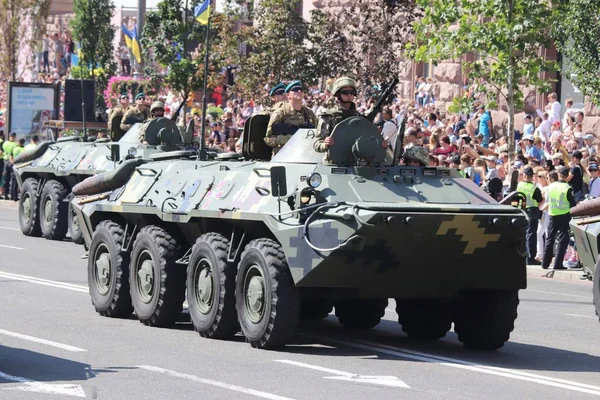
[568,199,600,322]
[13,118,183,243]
[72,116,527,351]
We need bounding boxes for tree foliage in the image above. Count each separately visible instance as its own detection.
[70,0,117,108]
[553,0,600,106]
[411,0,557,157]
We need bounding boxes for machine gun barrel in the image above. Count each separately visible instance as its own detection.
[365,77,399,122]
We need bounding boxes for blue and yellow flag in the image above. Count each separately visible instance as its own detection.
[131,25,142,64]
[122,24,133,49]
[194,0,210,25]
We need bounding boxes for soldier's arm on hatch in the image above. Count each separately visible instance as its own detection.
[313,116,332,153]
[264,109,284,147]
[120,111,132,132]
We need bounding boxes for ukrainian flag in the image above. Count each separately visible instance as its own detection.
[131,24,142,64]
[122,24,133,49]
[194,0,210,25]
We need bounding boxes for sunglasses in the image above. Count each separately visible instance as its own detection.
[340,90,356,96]
[289,87,303,93]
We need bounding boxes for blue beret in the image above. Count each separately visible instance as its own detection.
[285,81,302,94]
[269,83,286,97]
[135,93,145,100]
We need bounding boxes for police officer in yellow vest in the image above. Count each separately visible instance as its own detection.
[517,166,543,265]
[542,166,576,270]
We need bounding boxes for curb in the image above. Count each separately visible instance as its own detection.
[527,265,592,285]
[0,199,18,209]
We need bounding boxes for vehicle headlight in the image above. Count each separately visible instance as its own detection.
[128,147,137,157]
[307,173,322,189]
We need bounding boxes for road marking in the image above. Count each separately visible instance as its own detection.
[0,226,20,231]
[303,334,600,396]
[0,371,86,397]
[527,289,589,299]
[0,244,24,250]
[138,365,295,400]
[0,271,89,293]
[0,329,87,352]
[274,359,409,388]
[564,313,597,319]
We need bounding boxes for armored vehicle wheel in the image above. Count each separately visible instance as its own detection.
[453,290,519,351]
[68,201,84,244]
[236,239,299,349]
[300,299,333,320]
[88,221,134,317]
[129,225,186,327]
[334,299,388,329]
[39,180,69,240]
[395,299,452,340]
[593,260,600,322]
[187,233,238,339]
[19,178,41,237]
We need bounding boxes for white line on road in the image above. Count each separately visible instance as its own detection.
[564,313,597,319]
[0,226,21,231]
[0,271,89,293]
[304,334,600,396]
[527,289,589,299]
[0,244,25,250]
[0,371,86,397]
[274,359,410,388]
[0,329,87,352]
[138,365,296,400]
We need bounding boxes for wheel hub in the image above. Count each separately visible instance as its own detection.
[95,252,111,295]
[43,197,53,225]
[137,258,154,303]
[71,208,80,231]
[22,196,32,222]
[195,259,214,314]
[245,266,265,323]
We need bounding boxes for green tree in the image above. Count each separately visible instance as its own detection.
[412,0,557,159]
[553,0,600,106]
[70,0,117,108]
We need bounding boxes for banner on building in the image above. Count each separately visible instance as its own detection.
[7,82,60,142]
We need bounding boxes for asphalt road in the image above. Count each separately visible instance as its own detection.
[0,203,599,400]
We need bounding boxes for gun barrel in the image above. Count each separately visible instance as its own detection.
[365,78,399,122]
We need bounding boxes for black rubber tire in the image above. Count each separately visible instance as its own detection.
[236,238,299,349]
[39,180,69,240]
[187,233,239,339]
[395,299,452,340]
[68,200,84,244]
[593,260,600,322]
[19,178,41,237]
[300,298,333,320]
[334,298,388,329]
[453,290,519,351]
[129,225,186,327]
[88,220,133,317]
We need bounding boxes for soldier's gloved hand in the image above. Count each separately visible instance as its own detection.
[382,140,389,149]
[324,137,334,147]
[266,137,277,146]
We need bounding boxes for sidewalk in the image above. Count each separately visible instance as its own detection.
[526,263,592,284]
[0,199,18,209]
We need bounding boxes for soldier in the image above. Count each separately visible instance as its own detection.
[314,77,361,153]
[264,81,318,155]
[516,166,543,265]
[402,146,429,167]
[258,83,286,115]
[138,102,166,144]
[108,94,130,141]
[120,93,149,133]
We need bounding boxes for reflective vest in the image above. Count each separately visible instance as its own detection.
[547,181,571,216]
[2,141,16,161]
[12,146,25,158]
[516,181,539,208]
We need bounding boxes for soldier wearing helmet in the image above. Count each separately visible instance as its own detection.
[314,77,361,153]
[138,101,166,143]
[264,81,318,155]
[121,92,149,133]
[402,146,429,167]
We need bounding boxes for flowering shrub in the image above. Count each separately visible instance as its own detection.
[103,76,157,106]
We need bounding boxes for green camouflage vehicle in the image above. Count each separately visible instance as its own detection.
[568,199,600,322]
[13,118,182,243]
[72,115,528,351]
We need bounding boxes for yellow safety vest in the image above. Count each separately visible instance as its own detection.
[547,181,571,216]
[516,181,539,208]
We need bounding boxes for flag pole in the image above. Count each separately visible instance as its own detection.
[198,14,211,161]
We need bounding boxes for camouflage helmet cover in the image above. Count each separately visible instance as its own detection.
[150,101,165,112]
[403,146,429,166]
[331,77,357,96]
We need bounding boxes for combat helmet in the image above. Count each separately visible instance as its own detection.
[403,146,429,166]
[331,77,357,96]
[150,101,165,112]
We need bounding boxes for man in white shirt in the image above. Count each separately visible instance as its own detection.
[546,92,561,124]
[380,108,398,151]
[562,98,575,129]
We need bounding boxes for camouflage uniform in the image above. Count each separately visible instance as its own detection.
[257,101,284,116]
[120,105,149,134]
[313,102,360,153]
[265,102,318,154]
[107,106,126,141]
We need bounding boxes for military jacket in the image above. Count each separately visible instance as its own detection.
[265,102,318,153]
[108,106,126,141]
[314,102,360,153]
[257,101,284,116]
[120,105,149,134]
